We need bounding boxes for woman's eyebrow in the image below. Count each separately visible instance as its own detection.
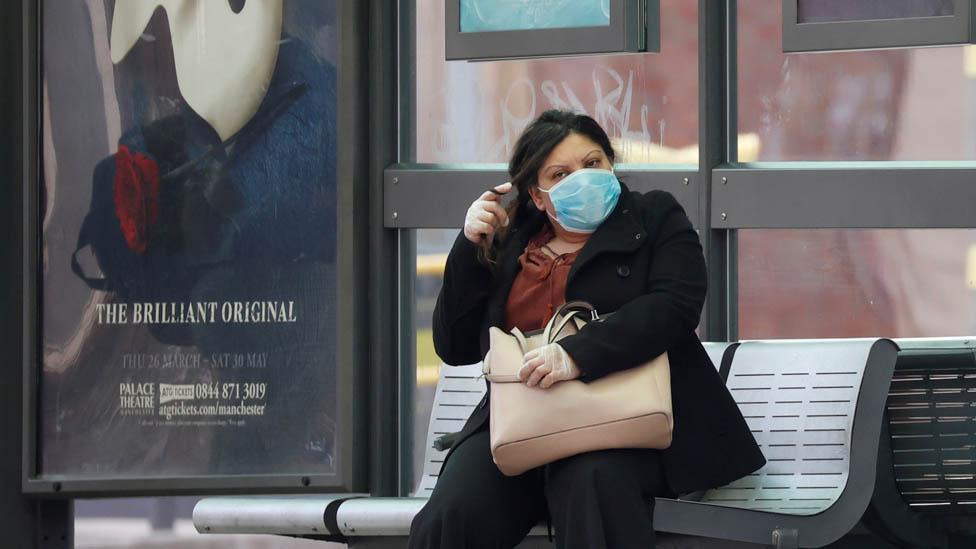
[545,150,603,172]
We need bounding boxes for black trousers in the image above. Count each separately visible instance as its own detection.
[408,427,672,549]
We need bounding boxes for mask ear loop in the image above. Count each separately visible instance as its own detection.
[535,182,558,223]
[536,185,560,225]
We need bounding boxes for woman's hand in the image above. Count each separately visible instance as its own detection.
[463,182,512,245]
[519,343,581,389]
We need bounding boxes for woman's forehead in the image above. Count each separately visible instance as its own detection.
[543,133,604,167]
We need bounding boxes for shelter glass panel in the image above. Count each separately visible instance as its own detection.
[738,229,976,339]
[740,0,976,161]
[411,229,463,492]
[418,0,701,164]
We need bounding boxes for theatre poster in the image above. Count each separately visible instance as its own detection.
[38,0,340,479]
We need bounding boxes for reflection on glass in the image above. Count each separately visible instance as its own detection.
[460,0,611,33]
[420,0,699,164]
[739,230,976,339]
[797,0,954,24]
[739,0,976,161]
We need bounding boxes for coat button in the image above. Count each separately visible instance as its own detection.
[617,265,631,277]
[635,233,642,240]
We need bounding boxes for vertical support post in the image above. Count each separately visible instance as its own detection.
[398,230,417,495]
[698,0,738,342]
[338,0,371,491]
[398,0,417,163]
[368,0,401,497]
[1,0,73,546]
[396,0,418,497]
[0,0,29,541]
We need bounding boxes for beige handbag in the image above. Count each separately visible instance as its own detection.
[483,301,673,476]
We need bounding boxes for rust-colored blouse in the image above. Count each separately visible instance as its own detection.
[505,223,580,332]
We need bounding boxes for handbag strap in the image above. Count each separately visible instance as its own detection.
[552,300,598,321]
[543,301,599,344]
[545,310,581,344]
[511,327,529,354]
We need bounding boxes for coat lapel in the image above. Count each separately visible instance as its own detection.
[567,183,645,287]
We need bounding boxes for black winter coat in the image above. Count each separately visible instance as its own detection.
[432,182,766,495]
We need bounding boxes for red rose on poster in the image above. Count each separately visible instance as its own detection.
[112,144,160,253]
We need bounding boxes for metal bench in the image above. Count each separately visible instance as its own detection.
[864,337,976,548]
[194,338,975,547]
[653,338,898,548]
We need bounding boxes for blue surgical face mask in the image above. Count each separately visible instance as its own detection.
[539,168,621,233]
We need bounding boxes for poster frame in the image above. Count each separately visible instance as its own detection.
[782,0,974,52]
[445,0,660,61]
[21,0,370,497]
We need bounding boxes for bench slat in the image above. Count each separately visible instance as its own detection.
[890,433,976,450]
[891,377,976,391]
[737,400,854,416]
[889,420,976,436]
[886,406,976,419]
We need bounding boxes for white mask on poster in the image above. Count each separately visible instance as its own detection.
[110,0,284,142]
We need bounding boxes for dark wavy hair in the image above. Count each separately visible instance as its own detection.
[478,110,616,264]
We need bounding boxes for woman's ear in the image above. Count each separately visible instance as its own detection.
[527,185,546,212]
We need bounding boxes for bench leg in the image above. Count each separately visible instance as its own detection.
[772,528,799,549]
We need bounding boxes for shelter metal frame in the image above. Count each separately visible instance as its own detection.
[782,0,976,53]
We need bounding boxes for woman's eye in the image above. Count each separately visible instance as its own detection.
[554,172,566,179]
[586,159,600,167]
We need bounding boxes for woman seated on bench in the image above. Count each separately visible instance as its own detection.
[409,110,766,549]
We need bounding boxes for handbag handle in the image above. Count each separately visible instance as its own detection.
[544,310,581,344]
[511,327,530,354]
[486,303,597,383]
[542,300,600,344]
[552,300,599,321]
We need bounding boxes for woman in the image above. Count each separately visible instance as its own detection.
[409,110,765,548]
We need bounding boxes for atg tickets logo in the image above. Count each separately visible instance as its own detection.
[159,383,196,404]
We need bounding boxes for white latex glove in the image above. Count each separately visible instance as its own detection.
[519,343,581,389]
[463,182,512,245]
